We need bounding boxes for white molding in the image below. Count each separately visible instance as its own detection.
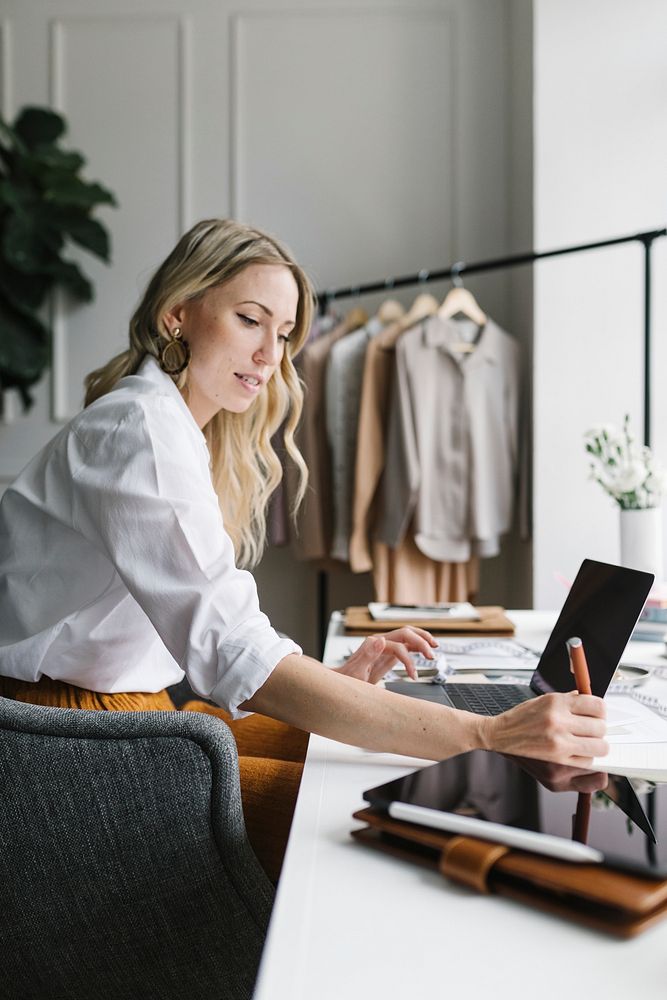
[0,19,18,426]
[48,13,190,421]
[446,6,460,259]
[49,17,72,423]
[229,13,239,219]
[1,391,19,426]
[50,287,68,424]
[177,17,190,231]
[0,18,11,119]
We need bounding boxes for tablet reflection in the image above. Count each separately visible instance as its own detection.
[364,750,656,843]
[508,757,655,844]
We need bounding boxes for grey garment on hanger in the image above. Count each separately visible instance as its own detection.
[325,317,382,561]
[377,314,520,562]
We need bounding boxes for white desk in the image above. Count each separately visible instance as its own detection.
[254,612,667,1000]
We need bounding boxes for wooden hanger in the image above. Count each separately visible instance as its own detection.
[438,286,486,326]
[397,292,439,332]
[376,298,406,324]
[376,292,440,352]
[342,305,369,333]
[438,265,486,352]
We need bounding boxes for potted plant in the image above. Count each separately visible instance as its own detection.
[0,105,117,411]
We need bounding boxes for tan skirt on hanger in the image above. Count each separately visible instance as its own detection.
[0,674,308,885]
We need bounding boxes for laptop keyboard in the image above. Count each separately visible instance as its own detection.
[443,683,533,715]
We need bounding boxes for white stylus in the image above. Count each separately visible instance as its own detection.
[388,801,604,864]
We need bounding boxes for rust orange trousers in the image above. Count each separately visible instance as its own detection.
[0,675,308,884]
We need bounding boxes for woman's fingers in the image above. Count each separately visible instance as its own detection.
[570,735,609,759]
[569,714,607,738]
[335,635,403,682]
[376,639,419,678]
[355,636,388,678]
[570,693,606,718]
[570,770,609,793]
[336,628,439,684]
[562,692,607,746]
[336,628,441,682]
[382,627,438,659]
[486,691,609,765]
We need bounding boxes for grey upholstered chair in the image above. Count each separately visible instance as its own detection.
[0,696,275,1000]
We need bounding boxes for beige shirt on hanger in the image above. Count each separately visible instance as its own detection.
[348,316,403,573]
[325,317,383,562]
[377,314,519,562]
[349,315,477,603]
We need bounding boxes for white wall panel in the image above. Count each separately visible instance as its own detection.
[0,18,19,427]
[0,0,519,651]
[533,0,667,607]
[0,19,11,116]
[49,14,188,419]
[232,9,456,287]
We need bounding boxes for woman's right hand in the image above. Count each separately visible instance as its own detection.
[481,691,608,767]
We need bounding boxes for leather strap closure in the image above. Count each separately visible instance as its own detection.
[439,836,510,893]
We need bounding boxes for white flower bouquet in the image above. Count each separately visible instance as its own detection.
[584,416,667,510]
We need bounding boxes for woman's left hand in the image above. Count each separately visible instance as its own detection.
[334,627,439,684]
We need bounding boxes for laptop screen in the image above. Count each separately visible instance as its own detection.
[530,559,654,698]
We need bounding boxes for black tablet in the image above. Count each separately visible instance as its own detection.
[363,750,666,877]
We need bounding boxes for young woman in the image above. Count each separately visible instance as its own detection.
[0,219,607,881]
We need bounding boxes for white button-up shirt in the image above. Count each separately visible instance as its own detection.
[0,357,301,717]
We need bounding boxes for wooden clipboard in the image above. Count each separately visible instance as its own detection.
[343,605,515,635]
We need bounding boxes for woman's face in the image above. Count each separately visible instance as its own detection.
[166,263,299,428]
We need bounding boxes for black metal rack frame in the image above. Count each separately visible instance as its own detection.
[313,226,667,651]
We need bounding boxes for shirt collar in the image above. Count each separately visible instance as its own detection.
[133,355,208,443]
[422,314,503,367]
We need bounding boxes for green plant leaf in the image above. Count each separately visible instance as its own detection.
[2,213,52,273]
[41,258,93,301]
[13,107,66,149]
[0,265,51,312]
[0,117,27,156]
[0,178,34,209]
[0,294,49,381]
[43,174,117,209]
[0,103,117,412]
[40,225,66,256]
[32,147,85,172]
[0,371,39,411]
[62,215,110,261]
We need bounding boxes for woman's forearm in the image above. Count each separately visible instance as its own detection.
[241,653,608,766]
[240,653,486,760]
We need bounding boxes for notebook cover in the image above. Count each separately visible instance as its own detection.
[352,807,667,938]
[343,606,515,635]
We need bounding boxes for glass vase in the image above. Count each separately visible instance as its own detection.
[619,506,664,582]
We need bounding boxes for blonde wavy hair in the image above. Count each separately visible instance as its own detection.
[84,218,314,568]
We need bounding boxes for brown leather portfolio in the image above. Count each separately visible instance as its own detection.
[343,605,515,635]
[351,807,667,938]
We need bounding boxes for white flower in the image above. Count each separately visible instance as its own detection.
[648,469,667,494]
[585,423,616,439]
[583,415,667,510]
[611,460,647,494]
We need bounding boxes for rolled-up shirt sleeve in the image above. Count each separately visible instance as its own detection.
[68,395,301,718]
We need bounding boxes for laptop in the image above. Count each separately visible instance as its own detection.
[384,559,654,715]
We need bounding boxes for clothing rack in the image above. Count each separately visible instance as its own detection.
[314,226,667,652]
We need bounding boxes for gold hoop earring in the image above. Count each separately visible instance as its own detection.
[159,327,191,376]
